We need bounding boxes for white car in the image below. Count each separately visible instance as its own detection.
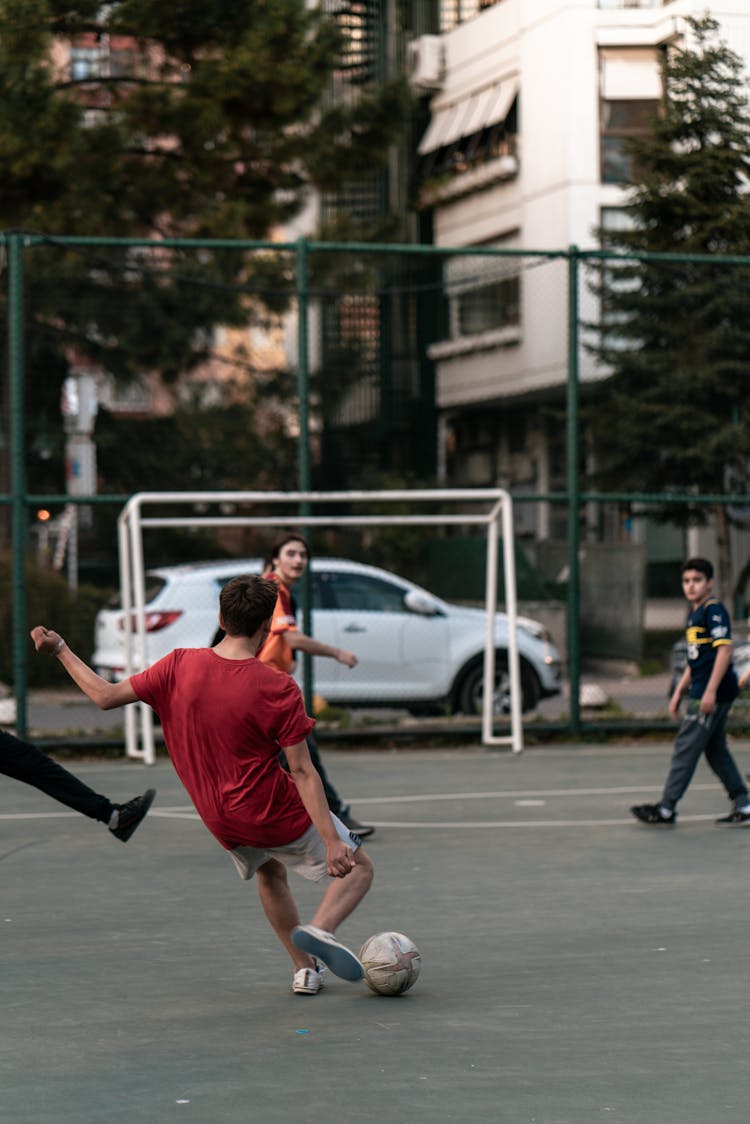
[93,558,562,714]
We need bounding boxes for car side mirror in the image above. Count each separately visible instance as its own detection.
[404,590,441,617]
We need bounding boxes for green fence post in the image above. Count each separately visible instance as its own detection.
[296,237,311,497]
[7,232,28,737]
[295,237,314,712]
[567,245,581,735]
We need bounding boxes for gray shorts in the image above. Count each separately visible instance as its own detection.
[229,813,361,884]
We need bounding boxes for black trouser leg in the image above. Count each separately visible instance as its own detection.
[0,730,113,823]
[278,734,342,815]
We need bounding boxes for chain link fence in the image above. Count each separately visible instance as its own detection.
[3,233,750,744]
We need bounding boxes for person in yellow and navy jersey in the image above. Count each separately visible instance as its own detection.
[631,557,750,827]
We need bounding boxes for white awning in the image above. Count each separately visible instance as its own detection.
[418,78,519,156]
[417,102,466,155]
[600,47,662,100]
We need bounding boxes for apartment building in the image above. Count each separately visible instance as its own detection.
[412,0,750,551]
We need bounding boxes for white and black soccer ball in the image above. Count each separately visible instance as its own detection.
[358,931,421,996]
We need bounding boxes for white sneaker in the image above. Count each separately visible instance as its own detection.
[291,925,364,981]
[293,966,324,995]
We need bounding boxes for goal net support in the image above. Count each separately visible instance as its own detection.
[115,488,523,763]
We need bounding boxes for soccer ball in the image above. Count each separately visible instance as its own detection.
[358,931,421,996]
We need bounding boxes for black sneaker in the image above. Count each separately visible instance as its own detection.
[110,788,156,842]
[630,803,676,826]
[338,806,375,839]
[715,809,750,825]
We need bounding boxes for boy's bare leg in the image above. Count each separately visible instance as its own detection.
[309,849,374,933]
[257,851,373,968]
[255,859,315,970]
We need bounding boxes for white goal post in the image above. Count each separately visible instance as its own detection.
[115,488,523,762]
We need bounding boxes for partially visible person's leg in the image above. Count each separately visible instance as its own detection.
[703,704,750,821]
[0,730,112,822]
[660,703,711,812]
[703,704,747,801]
[292,851,373,980]
[303,734,342,813]
[0,730,156,841]
[256,816,375,981]
[279,735,375,837]
[309,848,374,934]
[255,858,315,971]
[254,844,374,991]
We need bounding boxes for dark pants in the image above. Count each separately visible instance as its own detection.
[0,730,114,823]
[278,734,342,815]
[661,700,749,812]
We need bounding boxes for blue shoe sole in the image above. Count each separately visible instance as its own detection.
[292,927,363,981]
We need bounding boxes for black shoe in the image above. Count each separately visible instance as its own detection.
[110,788,156,842]
[630,803,676,826]
[338,806,375,839]
[715,809,750,825]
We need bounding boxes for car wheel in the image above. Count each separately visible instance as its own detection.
[455,654,540,716]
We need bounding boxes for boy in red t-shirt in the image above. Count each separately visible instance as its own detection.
[31,575,373,996]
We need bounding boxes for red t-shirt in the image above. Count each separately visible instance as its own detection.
[130,648,315,849]
[257,571,296,674]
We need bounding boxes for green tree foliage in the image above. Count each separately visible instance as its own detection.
[0,0,410,490]
[0,554,105,685]
[586,16,750,592]
[1,0,408,239]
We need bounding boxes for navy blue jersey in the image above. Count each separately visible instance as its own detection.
[685,597,738,702]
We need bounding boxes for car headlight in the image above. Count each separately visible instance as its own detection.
[516,615,553,644]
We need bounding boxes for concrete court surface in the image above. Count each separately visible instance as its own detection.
[1,741,750,1124]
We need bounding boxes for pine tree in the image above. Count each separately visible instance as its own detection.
[587,15,750,597]
[0,0,410,493]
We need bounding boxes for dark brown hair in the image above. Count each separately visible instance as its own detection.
[219,575,278,637]
[681,557,713,580]
[263,531,311,572]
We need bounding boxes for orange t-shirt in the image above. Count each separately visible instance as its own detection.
[257,571,296,674]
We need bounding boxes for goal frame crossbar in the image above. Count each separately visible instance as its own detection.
[116,489,523,763]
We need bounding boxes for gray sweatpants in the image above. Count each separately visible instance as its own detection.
[661,700,748,812]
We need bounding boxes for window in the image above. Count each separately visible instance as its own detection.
[71,45,108,81]
[315,571,407,613]
[601,100,660,183]
[70,39,138,83]
[444,245,521,339]
[598,207,638,350]
[440,0,501,31]
[599,47,662,184]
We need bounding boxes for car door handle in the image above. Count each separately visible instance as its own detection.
[342,623,366,633]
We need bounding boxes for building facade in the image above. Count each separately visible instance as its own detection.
[413,0,750,567]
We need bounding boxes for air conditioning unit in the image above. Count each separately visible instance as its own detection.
[407,35,446,92]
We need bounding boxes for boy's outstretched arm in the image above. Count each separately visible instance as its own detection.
[30,626,138,710]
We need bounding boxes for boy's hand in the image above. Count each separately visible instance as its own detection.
[668,688,683,720]
[325,839,357,878]
[738,667,750,691]
[30,626,65,655]
[699,686,717,716]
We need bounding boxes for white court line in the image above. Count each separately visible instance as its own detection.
[353,814,723,828]
[0,812,87,820]
[344,782,724,805]
[0,785,736,830]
